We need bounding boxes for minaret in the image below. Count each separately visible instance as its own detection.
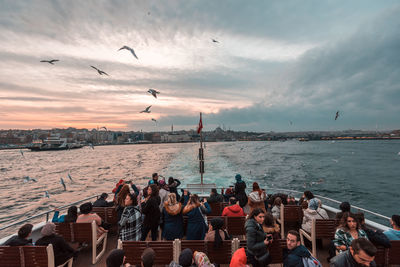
[171,124,174,133]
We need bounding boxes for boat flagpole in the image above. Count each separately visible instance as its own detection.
[198,112,204,186]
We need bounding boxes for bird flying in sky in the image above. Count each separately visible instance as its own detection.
[140,105,152,113]
[44,191,50,198]
[118,46,138,60]
[148,89,160,98]
[211,39,219,43]
[90,66,109,76]
[151,118,157,123]
[40,59,59,65]
[335,111,340,120]
[23,176,37,183]
[60,177,66,191]
[20,149,24,157]
[67,173,73,182]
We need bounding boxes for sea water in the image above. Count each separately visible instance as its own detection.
[0,140,399,236]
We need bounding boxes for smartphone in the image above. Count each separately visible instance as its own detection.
[267,235,273,241]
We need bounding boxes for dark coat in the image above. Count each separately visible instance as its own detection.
[283,245,310,267]
[142,196,161,228]
[330,250,377,267]
[3,236,32,246]
[245,218,268,257]
[93,197,114,207]
[364,227,391,248]
[182,197,210,240]
[235,181,248,208]
[35,234,75,266]
[162,204,184,240]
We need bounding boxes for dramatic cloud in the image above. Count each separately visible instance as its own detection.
[0,0,399,131]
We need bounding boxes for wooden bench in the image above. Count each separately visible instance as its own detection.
[238,239,286,264]
[0,244,72,267]
[277,205,303,238]
[299,219,338,257]
[388,240,400,265]
[92,207,118,225]
[226,216,246,238]
[118,241,174,266]
[54,221,107,264]
[208,202,223,216]
[373,244,387,267]
[179,240,234,264]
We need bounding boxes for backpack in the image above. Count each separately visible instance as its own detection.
[302,255,322,267]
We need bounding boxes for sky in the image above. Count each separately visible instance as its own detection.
[0,0,399,132]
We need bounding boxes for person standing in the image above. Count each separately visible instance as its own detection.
[234,174,248,209]
[162,193,184,240]
[119,193,142,241]
[245,208,272,267]
[140,184,161,241]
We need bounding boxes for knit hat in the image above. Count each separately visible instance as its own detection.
[142,248,155,267]
[179,248,193,267]
[41,222,56,236]
[308,198,319,210]
[106,249,125,267]
[235,174,242,182]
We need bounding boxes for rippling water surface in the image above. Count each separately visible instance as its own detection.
[1,140,399,236]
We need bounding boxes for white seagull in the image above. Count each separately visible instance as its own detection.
[151,118,157,123]
[23,176,37,183]
[40,59,59,65]
[67,173,73,182]
[60,177,66,191]
[118,46,138,60]
[140,105,152,113]
[44,191,50,198]
[211,39,219,43]
[148,89,160,98]
[90,66,109,76]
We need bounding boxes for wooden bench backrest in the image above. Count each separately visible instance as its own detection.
[388,240,400,264]
[226,216,246,236]
[314,219,337,238]
[23,246,49,267]
[0,246,49,267]
[55,222,93,243]
[268,239,287,264]
[237,239,286,264]
[373,245,387,266]
[180,240,207,254]
[92,207,118,224]
[0,246,22,267]
[283,205,303,222]
[207,216,228,230]
[208,202,223,216]
[206,241,233,264]
[122,241,173,265]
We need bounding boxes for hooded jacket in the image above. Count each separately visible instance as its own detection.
[301,207,329,233]
[222,204,246,217]
[245,218,268,257]
[248,191,266,213]
[330,250,377,267]
[283,244,311,267]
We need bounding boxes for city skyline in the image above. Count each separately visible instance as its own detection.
[0,1,399,132]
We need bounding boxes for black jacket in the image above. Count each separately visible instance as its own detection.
[245,218,268,257]
[93,197,114,207]
[36,234,75,266]
[142,196,161,227]
[330,250,376,267]
[3,236,32,246]
[234,181,248,208]
[283,245,310,267]
[363,227,391,248]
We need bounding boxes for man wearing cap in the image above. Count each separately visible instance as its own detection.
[36,222,77,266]
[384,214,400,240]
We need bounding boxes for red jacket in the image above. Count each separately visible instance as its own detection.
[230,247,247,267]
[222,204,246,217]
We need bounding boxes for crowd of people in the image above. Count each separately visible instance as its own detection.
[3,173,400,267]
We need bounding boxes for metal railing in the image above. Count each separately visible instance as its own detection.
[0,194,101,233]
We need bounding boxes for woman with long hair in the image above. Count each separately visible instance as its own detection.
[140,184,161,241]
[245,208,272,267]
[119,193,142,241]
[115,184,131,221]
[248,182,266,214]
[262,212,280,240]
[52,206,78,223]
[161,193,183,240]
[333,212,368,253]
[182,193,211,240]
[205,217,230,248]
